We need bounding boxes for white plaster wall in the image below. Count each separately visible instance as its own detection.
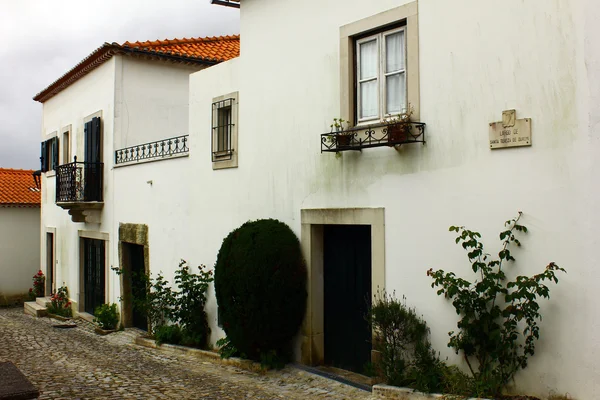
[111,57,207,320]
[40,57,117,306]
[41,55,206,314]
[115,57,202,149]
[188,0,598,397]
[0,208,40,297]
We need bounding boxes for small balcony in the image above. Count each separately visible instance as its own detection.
[55,158,103,223]
[321,121,426,153]
[115,135,189,166]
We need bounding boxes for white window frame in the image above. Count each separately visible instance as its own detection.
[356,26,407,124]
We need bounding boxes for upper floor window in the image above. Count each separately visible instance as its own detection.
[62,129,70,164]
[356,26,406,123]
[40,136,59,172]
[211,92,239,170]
[339,2,419,125]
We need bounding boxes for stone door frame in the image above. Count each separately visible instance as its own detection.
[299,208,385,366]
[118,223,149,328]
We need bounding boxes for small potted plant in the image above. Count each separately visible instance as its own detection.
[328,117,353,147]
[386,107,414,145]
[93,303,120,335]
[47,286,72,320]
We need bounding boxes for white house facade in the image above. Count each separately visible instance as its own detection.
[34,0,600,397]
[183,0,600,398]
[35,36,239,322]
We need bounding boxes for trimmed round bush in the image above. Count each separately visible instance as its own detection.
[214,219,307,362]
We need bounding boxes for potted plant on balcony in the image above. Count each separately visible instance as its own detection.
[386,107,414,146]
[328,118,353,147]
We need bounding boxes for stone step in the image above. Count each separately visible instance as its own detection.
[24,301,47,318]
[35,296,52,308]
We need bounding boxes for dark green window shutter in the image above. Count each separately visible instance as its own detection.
[85,117,101,163]
[40,141,47,172]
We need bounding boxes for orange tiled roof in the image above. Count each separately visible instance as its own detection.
[0,169,41,207]
[34,35,240,103]
[122,35,240,63]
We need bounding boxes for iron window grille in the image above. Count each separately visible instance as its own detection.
[115,135,189,165]
[212,98,236,162]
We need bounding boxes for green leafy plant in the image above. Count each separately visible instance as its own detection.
[154,324,183,345]
[427,212,566,396]
[171,260,213,348]
[369,290,443,392]
[216,336,241,359]
[214,219,307,367]
[48,286,72,317]
[93,303,120,330]
[115,260,213,348]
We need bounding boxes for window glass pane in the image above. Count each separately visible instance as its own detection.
[385,31,405,73]
[359,39,378,80]
[386,72,406,115]
[360,80,378,118]
[217,107,231,152]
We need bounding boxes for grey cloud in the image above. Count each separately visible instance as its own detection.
[0,0,239,169]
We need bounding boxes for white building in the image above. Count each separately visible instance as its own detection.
[34,36,239,325]
[0,168,40,303]
[184,0,598,398]
[36,0,600,397]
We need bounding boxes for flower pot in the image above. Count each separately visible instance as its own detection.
[337,134,352,147]
[387,123,409,145]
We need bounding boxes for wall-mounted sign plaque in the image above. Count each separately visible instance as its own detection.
[489,109,531,149]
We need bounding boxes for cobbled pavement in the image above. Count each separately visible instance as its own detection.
[0,307,372,399]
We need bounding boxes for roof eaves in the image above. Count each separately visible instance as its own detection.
[33,43,224,103]
[119,46,223,66]
[0,203,41,208]
[33,43,120,103]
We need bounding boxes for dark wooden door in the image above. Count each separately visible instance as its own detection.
[323,225,372,373]
[128,244,148,331]
[46,233,54,295]
[84,238,105,315]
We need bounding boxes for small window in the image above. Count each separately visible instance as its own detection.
[40,136,59,172]
[62,130,70,164]
[211,92,239,169]
[217,105,232,154]
[356,26,407,123]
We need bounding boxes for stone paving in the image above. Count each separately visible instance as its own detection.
[0,307,372,399]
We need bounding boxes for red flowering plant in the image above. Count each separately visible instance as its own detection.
[29,270,45,299]
[48,286,72,318]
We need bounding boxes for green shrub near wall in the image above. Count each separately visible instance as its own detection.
[214,219,307,365]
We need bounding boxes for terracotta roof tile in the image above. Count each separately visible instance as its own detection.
[34,35,240,103]
[0,169,40,207]
[122,35,240,62]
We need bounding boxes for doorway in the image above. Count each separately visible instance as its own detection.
[83,238,105,315]
[122,243,148,331]
[46,232,54,296]
[323,224,372,374]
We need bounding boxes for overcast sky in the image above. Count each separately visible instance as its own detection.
[0,0,239,170]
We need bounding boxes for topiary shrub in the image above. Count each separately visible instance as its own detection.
[214,219,307,365]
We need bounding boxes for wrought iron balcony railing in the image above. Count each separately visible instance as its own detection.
[115,135,189,165]
[55,158,104,203]
[321,121,426,153]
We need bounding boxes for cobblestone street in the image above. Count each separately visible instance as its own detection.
[0,308,372,399]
